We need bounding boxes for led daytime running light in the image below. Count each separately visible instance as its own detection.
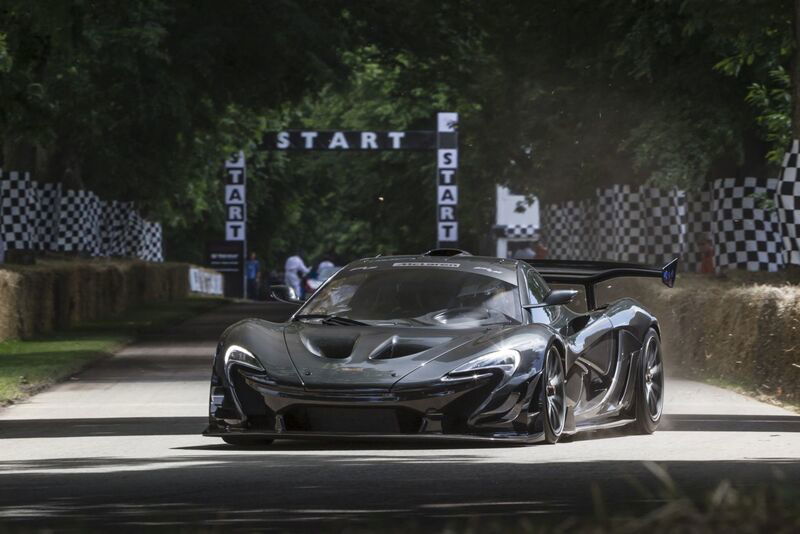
[443,349,520,381]
[224,345,264,371]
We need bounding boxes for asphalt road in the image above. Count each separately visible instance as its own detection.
[1,302,798,532]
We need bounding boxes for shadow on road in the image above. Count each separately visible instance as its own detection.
[0,456,797,531]
[4,413,799,440]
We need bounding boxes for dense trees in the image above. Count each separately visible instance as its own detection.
[0,1,796,263]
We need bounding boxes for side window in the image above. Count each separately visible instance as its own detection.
[524,267,553,324]
[526,269,549,304]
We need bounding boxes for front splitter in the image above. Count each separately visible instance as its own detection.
[203,427,543,445]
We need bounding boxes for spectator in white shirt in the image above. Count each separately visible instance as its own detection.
[284,252,310,298]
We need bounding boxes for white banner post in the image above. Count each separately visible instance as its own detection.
[224,151,247,297]
[436,112,459,247]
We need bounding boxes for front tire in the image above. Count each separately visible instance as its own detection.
[541,345,567,444]
[222,436,274,447]
[632,328,664,434]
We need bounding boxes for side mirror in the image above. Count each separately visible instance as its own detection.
[269,285,302,303]
[524,289,578,309]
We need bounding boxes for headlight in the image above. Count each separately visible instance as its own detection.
[224,345,265,371]
[442,349,520,382]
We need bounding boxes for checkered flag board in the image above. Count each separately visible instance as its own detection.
[125,209,146,258]
[711,177,783,272]
[595,188,617,261]
[0,170,34,250]
[100,201,133,257]
[55,189,102,254]
[541,200,593,260]
[33,181,62,251]
[609,185,647,263]
[682,189,712,272]
[140,221,164,262]
[544,185,696,268]
[778,139,800,266]
[504,224,539,239]
[641,187,684,267]
[2,169,163,261]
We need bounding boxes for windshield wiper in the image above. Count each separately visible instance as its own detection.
[293,314,370,326]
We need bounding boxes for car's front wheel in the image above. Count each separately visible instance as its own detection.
[632,328,664,434]
[222,436,274,447]
[541,345,567,444]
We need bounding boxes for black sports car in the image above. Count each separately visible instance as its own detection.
[205,249,676,445]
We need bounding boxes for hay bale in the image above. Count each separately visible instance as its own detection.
[0,260,197,341]
[602,274,800,404]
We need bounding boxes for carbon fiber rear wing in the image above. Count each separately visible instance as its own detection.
[524,258,678,310]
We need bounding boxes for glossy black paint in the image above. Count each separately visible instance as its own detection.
[205,254,667,443]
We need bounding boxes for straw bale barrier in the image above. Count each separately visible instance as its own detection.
[599,274,800,405]
[0,260,193,340]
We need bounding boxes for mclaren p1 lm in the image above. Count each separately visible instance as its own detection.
[204,249,677,445]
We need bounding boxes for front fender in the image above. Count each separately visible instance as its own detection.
[215,319,304,387]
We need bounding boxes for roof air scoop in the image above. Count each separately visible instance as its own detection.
[423,248,472,257]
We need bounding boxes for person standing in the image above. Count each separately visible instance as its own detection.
[284,251,310,299]
[513,243,536,259]
[245,252,261,299]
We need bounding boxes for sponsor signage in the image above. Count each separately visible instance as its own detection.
[207,240,244,298]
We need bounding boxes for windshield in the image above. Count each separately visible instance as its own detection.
[298,267,522,327]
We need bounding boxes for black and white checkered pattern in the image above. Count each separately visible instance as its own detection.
[56,189,102,254]
[540,180,783,272]
[140,221,164,262]
[101,201,133,257]
[681,189,713,272]
[503,224,538,238]
[641,187,684,267]
[711,177,783,272]
[1,168,163,261]
[0,170,34,250]
[778,139,800,266]
[125,209,146,258]
[33,182,62,251]
[542,200,588,260]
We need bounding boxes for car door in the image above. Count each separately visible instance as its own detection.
[521,267,615,419]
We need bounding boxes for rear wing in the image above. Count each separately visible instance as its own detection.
[524,258,678,310]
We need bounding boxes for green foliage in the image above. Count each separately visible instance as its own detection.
[2,0,798,261]
[745,68,792,163]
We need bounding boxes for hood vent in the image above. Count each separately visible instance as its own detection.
[369,335,451,360]
[301,334,358,359]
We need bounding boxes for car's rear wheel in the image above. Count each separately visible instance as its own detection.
[222,436,274,447]
[541,345,567,444]
[632,328,664,434]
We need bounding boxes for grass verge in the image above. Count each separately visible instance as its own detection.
[0,297,226,405]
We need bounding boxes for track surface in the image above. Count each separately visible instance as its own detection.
[1,302,798,531]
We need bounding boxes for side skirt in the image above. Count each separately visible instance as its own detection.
[574,418,635,433]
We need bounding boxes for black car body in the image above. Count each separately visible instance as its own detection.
[205,250,676,445]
